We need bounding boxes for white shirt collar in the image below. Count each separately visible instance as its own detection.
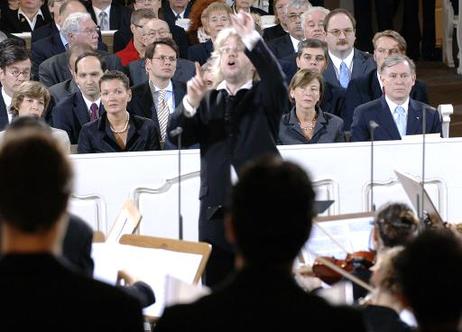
[385,95,410,115]
[216,79,253,95]
[81,93,101,113]
[171,8,186,18]
[1,87,13,123]
[376,70,383,91]
[18,8,44,30]
[328,48,354,70]
[150,80,173,93]
[289,34,301,53]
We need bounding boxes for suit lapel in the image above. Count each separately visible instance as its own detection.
[378,97,401,139]
[324,60,339,88]
[370,70,382,99]
[351,49,365,80]
[0,94,9,130]
[109,4,119,30]
[74,92,90,126]
[172,80,185,108]
[406,99,422,135]
[140,82,156,120]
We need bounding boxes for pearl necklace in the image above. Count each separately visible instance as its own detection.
[110,112,130,134]
[299,119,316,131]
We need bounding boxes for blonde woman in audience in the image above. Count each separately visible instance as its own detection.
[279,69,344,144]
[6,81,71,152]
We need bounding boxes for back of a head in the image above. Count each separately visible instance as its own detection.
[0,120,73,233]
[230,155,315,266]
[394,229,462,329]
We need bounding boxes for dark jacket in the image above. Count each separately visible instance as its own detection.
[262,24,287,42]
[187,39,214,65]
[128,58,195,86]
[0,6,52,33]
[268,34,296,59]
[85,1,131,31]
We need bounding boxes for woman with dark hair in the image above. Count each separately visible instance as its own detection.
[279,69,344,144]
[78,70,160,153]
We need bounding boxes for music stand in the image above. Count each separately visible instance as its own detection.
[394,170,444,224]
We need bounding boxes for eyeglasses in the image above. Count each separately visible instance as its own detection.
[287,13,303,22]
[80,26,101,35]
[141,29,170,38]
[327,28,354,37]
[7,68,31,78]
[152,55,177,63]
[136,0,158,3]
[219,46,245,54]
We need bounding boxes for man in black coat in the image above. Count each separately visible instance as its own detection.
[85,0,131,31]
[0,0,52,33]
[168,12,288,287]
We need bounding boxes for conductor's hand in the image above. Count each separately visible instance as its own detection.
[186,62,207,109]
[231,10,255,37]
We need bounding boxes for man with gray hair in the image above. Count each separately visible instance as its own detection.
[268,0,310,59]
[302,6,329,41]
[168,12,287,287]
[38,11,122,87]
[351,54,441,142]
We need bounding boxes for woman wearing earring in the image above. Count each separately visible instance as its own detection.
[279,69,345,144]
[78,70,160,153]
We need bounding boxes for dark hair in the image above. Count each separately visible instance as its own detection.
[0,38,26,50]
[144,38,179,59]
[74,52,107,74]
[230,155,315,266]
[0,125,73,233]
[0,44,30,70]
[297,38,328,59]
[99,70,130,90]
[394,229,462,327]
[374,202,419,248]
[323,8,356,32]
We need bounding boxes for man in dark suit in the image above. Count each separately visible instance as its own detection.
[351,54,441,142]
[0,122,144,331]
[0,43,31,130]
[323,8,376,90]
[168,12,288,287]
[85,0,131,31]
[342,30,429,131]
[154,155,367,332]
[268,0,310,59]
[0,0,52,33]
[53,52,106,144]
[161,0,192,29]
[128,38,186,149]
[38,12,123,87]
[31,0,61,42]
[262,0,288,42]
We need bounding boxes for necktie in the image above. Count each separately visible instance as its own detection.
[157,89,170,142]
[394,105,407,137]
[90,103,99,121]
[99,11,109,31]
[175,13,181,20]
[339,61,350,89]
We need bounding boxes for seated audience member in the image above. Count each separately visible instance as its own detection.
[323,8,375,90]
[85,0,131,31]
[48,43,94,103]
[186,0,218,45]
[231,0,268,16]
[279,69,344,144]
[0,42,32,131]
[161,0,193,29]
[0,0,52,33]
[53,51,106,144]
[342,30,429,131]
[268,0,310,59]
[302,6,329,41]
[200,55,218,89]
[78,70,160,153]
[394,230,462,332]
[31,0,63,42]
[116,9,159,66]
[262,0,288,42]
[128,39,186,149]
[8,81,70,152]
[0,123,144,331]
[39,12,123,87]
[351,54,441,142]
[154,156,366,331]
[188,2,231,65]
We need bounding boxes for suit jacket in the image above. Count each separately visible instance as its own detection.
[161,0,193,29]
[63,214,94,277]
[168,39,287,250]
[112,23,190,58]
[0,254,144,331]
[52,90,105,144]
[187,39,213,65]
[31,22,58,42]
[268,34,296,59]
[350,96,442,142]
[39,50,123,87]
[128,58,195,86]
[127,80,186,149]
[77,112,160,153]
[262,24,287,42]
[279,107,345,144]
[0,93,9,131]
[0,6,51,33]
[342,69,429,130]
[323,48,376,89]
[155,267,367,332]
[49,79,80,104]
[86,1,131,31]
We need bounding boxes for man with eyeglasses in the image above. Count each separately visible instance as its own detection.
[342,30,429,131]
[84,0,131,31]
[0,43,32,130]
[268,0,310,59]
[351,54,441,142]
[39,12,123,87]
[128,38,186,149]
[323,8,375,91]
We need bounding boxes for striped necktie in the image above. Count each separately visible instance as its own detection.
[157,89,170,142]
[99,11,109,31]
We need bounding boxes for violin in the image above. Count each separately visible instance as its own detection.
[312,250,376,285]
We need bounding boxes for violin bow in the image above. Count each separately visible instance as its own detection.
[312,221,350,254]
